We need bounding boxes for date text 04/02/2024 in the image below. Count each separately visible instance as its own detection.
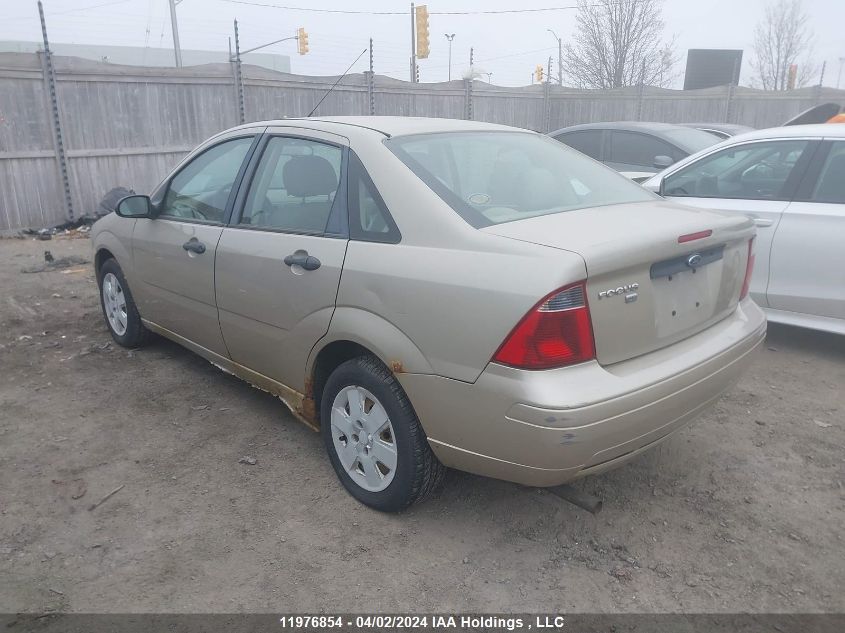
[278,615,568,630]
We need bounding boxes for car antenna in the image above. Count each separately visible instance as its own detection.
[307,48,368,118]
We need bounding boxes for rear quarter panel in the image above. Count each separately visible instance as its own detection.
[333,237,587,382]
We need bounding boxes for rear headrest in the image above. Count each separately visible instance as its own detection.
[283,155,338,197]
[519,167,577,211]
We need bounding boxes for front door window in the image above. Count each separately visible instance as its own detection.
[159,137,254,223]
[664,140,810,200]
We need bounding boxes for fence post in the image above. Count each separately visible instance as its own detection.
[38,1,74,223]
[464,78,473,120]
[815,61,826,105]
[724,82,735,124]
[636,61,646,121]
[366,38,376,115]
[543,56,553,131]
[232,19,246,124]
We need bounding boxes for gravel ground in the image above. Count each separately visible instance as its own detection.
[1,235,843,615]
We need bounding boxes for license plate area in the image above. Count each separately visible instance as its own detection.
[651,247,724,338]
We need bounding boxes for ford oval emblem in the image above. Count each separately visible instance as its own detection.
[687,253,702,268]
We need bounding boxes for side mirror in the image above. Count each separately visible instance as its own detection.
[653,155,674,170]
[116,194,152,218]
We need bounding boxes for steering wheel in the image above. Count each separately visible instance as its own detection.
[171,199,204,220]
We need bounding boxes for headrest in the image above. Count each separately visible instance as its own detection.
[283,155,338,197]
[520,167,577,210]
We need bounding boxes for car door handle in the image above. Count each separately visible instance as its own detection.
[283,252,321,271]
[753,218,774,227]
[182,239,206,254]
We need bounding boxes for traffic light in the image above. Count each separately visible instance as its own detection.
[535,64,544,83]
[297,27,309,55]
[415,5,430,59]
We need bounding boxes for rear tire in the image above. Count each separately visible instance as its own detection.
[321,355,446,512]
[97,258,152,348]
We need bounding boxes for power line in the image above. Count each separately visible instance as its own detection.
[5,0,131,21]
[220,0,632,15]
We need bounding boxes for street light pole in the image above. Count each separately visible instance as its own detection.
[547,28,562,85]
[168,0,183,68]
[445,33,455,81]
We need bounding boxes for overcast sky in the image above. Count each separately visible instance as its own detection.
[4,0,844,87]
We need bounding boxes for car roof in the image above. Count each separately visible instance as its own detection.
[549,121,696,135]
[723,123,845,141]
[548,121,719,153]
[230,116,522,138]
[681,123,755,134]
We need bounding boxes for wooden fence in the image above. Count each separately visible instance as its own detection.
[1,51,842,232]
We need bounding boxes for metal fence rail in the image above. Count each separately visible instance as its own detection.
[1,52,842,232]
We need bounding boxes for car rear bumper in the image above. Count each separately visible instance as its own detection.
[398,298,766,487]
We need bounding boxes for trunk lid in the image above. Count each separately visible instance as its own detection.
[482,201,755,366]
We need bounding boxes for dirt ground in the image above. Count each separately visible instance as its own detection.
[0,235,843,615]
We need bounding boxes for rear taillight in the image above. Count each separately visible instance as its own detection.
[493,282,596,370]
[740,238,755,300]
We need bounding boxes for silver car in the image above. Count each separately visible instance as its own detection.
[93,117,765,511]
[644,124,845,335]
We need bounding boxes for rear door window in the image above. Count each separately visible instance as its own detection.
[810,142,845,203]
[609,131,680,168]
[555,130,603,160]
[239,136,344,235]
[348,153,401,243]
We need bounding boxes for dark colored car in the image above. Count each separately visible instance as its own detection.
[549,122,719,175]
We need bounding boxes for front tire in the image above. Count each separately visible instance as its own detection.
[97,258,151,348]
[321,356,445,512]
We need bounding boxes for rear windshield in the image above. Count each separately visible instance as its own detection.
[385,131,656,227]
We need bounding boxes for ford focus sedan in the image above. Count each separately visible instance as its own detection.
[92,117,765,512]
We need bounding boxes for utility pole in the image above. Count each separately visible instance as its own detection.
[445,33,455,81]
[409,2,416,82]
[547,29,562,85]
[168,0,183,68]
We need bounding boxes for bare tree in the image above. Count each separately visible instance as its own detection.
[561,0,678,89]
[751,0,816,90]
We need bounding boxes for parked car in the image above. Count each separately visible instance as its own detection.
[93,117,765,512]
[679,123,755,140]
[549,121,719,176]
[643,124,845,335]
